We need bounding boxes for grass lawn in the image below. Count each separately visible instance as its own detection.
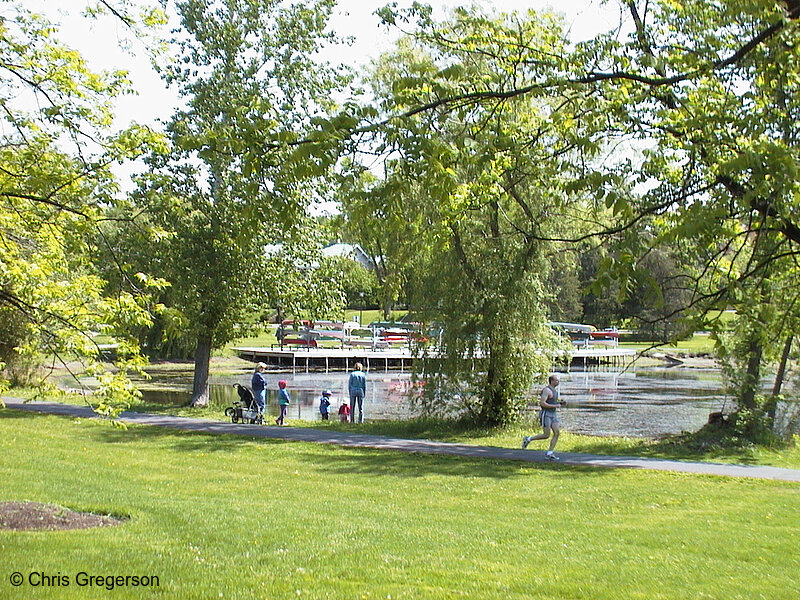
[1,410,798,600]
[619,332,716,355]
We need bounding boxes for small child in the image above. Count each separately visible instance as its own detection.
[319,389,332,421]
[338,399,351,423]
[275,380,290,426]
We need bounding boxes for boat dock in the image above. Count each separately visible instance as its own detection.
[232,345,637,373]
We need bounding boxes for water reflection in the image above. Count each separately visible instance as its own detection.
[139,367,752,438]
[560,369,728,437]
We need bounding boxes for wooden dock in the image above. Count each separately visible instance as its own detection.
[570,347,637,368]
[233,346,413,372]
[232,345,637,372]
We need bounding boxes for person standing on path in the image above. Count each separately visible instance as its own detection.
[348,362,366,424]
[251,362,268,414]
[275,380,290,426]
[522,374,566,460]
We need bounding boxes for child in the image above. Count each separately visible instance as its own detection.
[275,380,290,426]
[338,399,351,423]
[319,389,332,421]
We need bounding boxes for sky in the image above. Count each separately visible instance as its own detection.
[30,1,625,128]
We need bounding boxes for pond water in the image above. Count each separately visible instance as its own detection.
[137,366,783,438]
[556,368,728,437]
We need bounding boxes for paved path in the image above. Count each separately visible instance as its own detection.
[4,397,800,483]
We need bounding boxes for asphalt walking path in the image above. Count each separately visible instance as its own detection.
[4,397,800,483]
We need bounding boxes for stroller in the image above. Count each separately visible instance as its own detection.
[225,383,264,425]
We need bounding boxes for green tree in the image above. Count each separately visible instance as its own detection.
[355,1,800,436]
[133,0,347,406]
[596,0,800,431]
[0,1,166,413]
[262,236,347,322]
[358,9,607,425]
[337,169,412,318]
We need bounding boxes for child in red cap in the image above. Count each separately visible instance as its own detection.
[275,380,290,426]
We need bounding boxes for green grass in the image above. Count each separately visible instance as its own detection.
[0,411,798,600]
[619,332,716,355]
[282,418,800,469]
[344,308,409,324]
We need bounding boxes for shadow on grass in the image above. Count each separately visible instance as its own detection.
[293,448,612,481]
[96,422,285,454]
[0,408,42,421]
[568,437,762,465]
[298,417,510,443]
[74,415,613,480]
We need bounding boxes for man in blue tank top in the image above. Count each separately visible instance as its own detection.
[521,374,566,460]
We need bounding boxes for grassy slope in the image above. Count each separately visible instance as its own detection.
[619,332,716,355]
[1,411,798,600]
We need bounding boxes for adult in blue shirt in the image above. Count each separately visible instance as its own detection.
[251,362,268,414]
[348,362,367,423]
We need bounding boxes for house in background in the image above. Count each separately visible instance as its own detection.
[263,242,376,271]
[320,243,376,271]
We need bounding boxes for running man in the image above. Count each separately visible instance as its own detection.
[522,374,566,460]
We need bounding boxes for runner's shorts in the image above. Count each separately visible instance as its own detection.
[540,411,559,429]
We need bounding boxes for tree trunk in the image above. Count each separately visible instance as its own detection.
[766,335,794,420]
[481,368,504,426]
[480,338,507,426]
[190,333,213,407]
[772,335,793,397]
[740,338,763,410]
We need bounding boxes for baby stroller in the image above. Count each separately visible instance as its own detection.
[225,383,263,424]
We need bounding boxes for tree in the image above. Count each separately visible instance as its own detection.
[133,0,347,406]
[337,169,413,318]
[261,237,347,322]
[0,1,166,413]
[348,1,800,436]
[355,9,608,425]
[593,0,800,433]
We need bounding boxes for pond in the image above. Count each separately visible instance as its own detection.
[135,366,799,439]
[556,368,728,437]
